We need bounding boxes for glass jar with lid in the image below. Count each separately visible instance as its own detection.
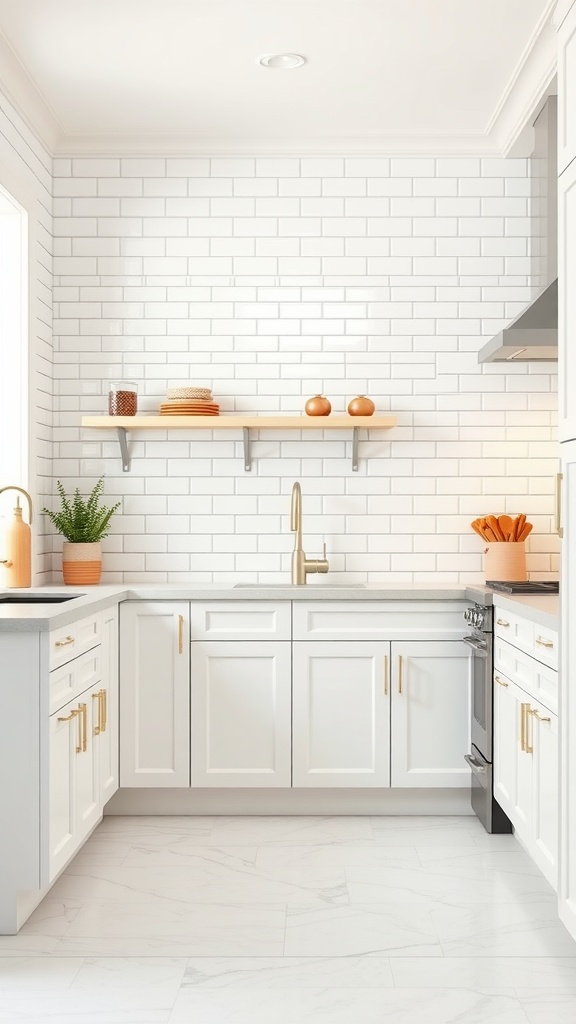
[108,381,138,417]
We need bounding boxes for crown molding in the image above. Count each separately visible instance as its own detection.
[485,0,558,156]
[0,28,63,153]
[52,130,498,158]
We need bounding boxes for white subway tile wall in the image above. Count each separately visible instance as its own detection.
[0,93,53,579]
[52,156,558,584]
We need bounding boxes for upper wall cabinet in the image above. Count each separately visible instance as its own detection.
[558,1,576,174]
[558,156,576,441]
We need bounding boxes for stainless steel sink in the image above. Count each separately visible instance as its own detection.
[233,583,367,588]
[0,594,84,604]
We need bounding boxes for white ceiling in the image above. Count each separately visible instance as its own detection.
[0,0,557,154]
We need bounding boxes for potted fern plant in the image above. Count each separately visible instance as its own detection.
[43,477,121,585]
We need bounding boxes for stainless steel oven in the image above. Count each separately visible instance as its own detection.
[463,603,512,834]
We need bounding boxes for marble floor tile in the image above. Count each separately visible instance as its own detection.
[120,843,259,869]
[433,901,576,957]
[0,956,84,989]
[168,986,529,1024]
[57,902,286,956]
[345,862,553,908]
[391,956,576,991]
[181,955,395,989]
[70,957,188,998]
[284,903,442,957]
[0,994,172,1024]
[516,988,576,1023]
[205,815,375,846]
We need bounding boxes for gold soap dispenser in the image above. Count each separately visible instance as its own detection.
[0,486,32,588]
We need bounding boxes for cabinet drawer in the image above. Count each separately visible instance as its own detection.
[494,606,559,671]
[293,601,466,641]
[531,625,559,671]
[190,601,291,641]
[50,647,101,715]
[49,613,101,670]
[494,636,557,714]
[494,607,533,652]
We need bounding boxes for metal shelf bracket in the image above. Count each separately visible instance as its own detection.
[243,427,251,472]
[352,428,359,471]
[117,427,131,473]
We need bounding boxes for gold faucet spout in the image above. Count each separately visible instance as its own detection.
[290,481,329,585]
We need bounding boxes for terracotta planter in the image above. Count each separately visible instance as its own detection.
[62,541,102,585]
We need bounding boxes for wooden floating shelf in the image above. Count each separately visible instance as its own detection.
[81,415,397,473]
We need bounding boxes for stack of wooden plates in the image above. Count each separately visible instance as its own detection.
[159,400,220,416]
[160,385,219,416]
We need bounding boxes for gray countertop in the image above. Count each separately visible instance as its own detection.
[0,581,559,631]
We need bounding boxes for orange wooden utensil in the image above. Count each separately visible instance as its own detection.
[514,513,526,541]
[518,522,533,541]
[498,514,514,541]
[487,515,505,541]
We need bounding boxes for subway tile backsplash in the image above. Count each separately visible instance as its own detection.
[49,156,558,584]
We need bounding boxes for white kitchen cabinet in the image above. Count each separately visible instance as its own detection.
[493,646,559,889]
[390,641,470,788]
[560,439,576,934]
[48,683,100,881]
[558,0,576,176]
[558,156,576,441]
[98,607,119,805]
[191,640,291,787]
[493,672,517,819]
[120,602,190,788]
[292,641,391,788]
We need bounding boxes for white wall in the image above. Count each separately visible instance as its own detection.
[51,155,558,584]
[0,94,52,580]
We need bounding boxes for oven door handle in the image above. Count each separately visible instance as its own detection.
[462,635,489,657]
[465,753,488,775]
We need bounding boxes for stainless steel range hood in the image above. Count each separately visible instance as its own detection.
[478,97,557,364]
[477,279,557,362]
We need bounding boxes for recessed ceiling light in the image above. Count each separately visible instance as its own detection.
[257,53,306,69]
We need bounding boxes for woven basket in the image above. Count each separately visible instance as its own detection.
[166,387,212,400]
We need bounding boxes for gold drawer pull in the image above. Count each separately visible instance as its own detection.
[57,705,84,753]
[535,637,554,649]
[522,703,533,755]
[92,692,101,734]
[55,635,75,647]
[398,655,403,694]
[384,654,389,696]
[78,703,87,752]
[178,615,184,654]
[496,619,510,627]
[57,708,81,723]
[495,675,509,687]
[530,709,551,723]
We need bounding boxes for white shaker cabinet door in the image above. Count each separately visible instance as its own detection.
[390,641,470,788]
[560,440,576,935]
[511,687,534,847]
[98,607,119,805]
[292,641,391,788]
[493,671,517,819]
[49,687,100,882]
[191,641,291,787]
[558,158,576,441]
[530,700,559,889]
[120,602,190,788]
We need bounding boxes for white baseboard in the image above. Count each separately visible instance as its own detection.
[105,787,475,816]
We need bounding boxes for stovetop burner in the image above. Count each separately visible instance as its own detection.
[486,581,559,594]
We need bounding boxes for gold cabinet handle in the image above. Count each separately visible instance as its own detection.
[57,705,84,753]
[496,619,510,627]
[556,471,563,538]
[535,636,554,649]
[495,675,509,687]
[398,655,403,694]
[384,654,388,696]
[55,635,75,648]
[178,614,184,655]
[523,703,533,755]
[92,692,101,735]
[101,688,107,732]
[520,702,528,752]
[78,703,87,753]
[530,708,551,723]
